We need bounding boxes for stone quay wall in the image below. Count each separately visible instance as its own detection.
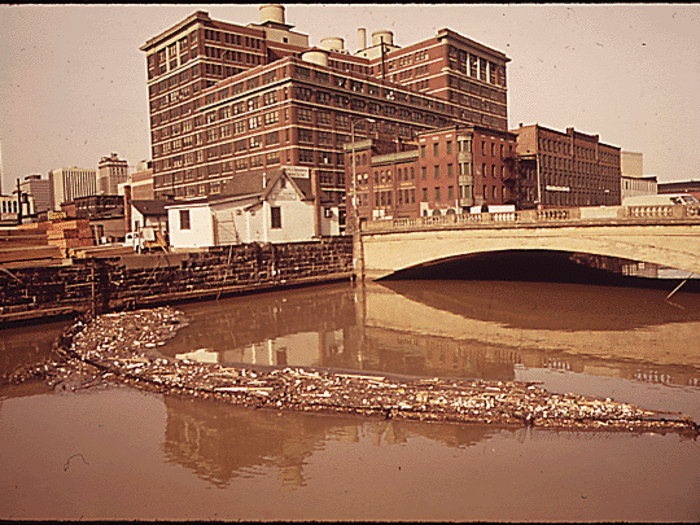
[0,237,354,325]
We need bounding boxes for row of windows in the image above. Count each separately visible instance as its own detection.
[542,172,618,191]
[290,65,455,113]
[1,200,19,214]
[418,138,513,158]
[360,185,468,208]
[447,45,506,87]
[327,59,371,76]
[204,46,262,66]
[540,156,619,177]
[447,74,507,104]
[204,28,262,50]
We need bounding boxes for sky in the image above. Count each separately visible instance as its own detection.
[1,3,699,194]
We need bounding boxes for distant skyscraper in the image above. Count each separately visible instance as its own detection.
[49,167,97,210]
[98,153,129,195]
[20,174,51,214]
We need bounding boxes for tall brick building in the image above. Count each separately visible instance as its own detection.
[141,5,511,214]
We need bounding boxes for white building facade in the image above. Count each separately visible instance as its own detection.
[167,170,339,249]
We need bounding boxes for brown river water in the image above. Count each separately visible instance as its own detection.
[1,279,700,521]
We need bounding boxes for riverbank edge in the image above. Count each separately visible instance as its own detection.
[0,237,354,326]
[11,305,699,438]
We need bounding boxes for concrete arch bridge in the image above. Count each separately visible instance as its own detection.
[356,205,700,281]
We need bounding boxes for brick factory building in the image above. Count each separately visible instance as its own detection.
[344,124,522,222]
[140,5,511,224]
[512,123,621,208]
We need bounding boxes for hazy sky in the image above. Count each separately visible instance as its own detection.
[1,3,699,193]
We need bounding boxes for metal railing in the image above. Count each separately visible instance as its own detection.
[361,205,700,233]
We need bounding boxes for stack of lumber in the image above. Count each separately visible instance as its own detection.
[71,244,135,259]
[0,227,65,268]
[45,219,94,250]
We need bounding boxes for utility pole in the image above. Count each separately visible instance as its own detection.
[380,37,386,81]
[16,178,23,225]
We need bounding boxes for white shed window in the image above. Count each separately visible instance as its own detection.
[270,206,281,229]
[179,210,191,230]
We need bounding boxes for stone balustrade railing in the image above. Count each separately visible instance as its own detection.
[361,205,700,233]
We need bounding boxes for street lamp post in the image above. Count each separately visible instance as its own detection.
[350,119,357,236]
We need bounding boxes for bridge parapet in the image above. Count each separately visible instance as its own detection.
[627,204,700,219]
[361,205,700,234]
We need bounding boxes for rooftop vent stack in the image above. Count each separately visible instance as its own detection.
[358,28,367,51]
[259,4,285,25]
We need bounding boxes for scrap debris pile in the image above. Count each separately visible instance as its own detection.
[12,306,700,436]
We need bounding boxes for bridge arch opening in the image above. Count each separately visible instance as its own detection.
[381,249,700,292]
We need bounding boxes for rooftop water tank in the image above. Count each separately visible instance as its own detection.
[259,4,285,25]
[301,48,329,67]
[372,30,394,46]
[320,37,345,52]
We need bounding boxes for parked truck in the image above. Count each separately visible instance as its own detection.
[123,227,168,253]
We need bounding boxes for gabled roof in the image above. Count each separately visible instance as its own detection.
[260,170,313,202]
[163,168,335,209]
[132,199,174,216]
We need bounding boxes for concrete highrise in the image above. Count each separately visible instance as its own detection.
[49,167,97,210]
[19,174,52,214]
[98,153,129,195]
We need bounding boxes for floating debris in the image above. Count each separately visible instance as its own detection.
[10,306,700,437]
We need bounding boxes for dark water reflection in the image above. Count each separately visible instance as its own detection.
[2,280,700,521]
[161,280,700,418]
[161,394,493,490]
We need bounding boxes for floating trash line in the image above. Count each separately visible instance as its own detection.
[11,306,700,437]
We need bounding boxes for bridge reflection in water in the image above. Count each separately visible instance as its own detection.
[162,278,700,398]
[157,278,700,489]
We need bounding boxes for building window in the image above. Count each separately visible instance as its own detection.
[446,141,452,155]
[422,188,428,201]
[435,187,441,201]
[179,210,190,230]
[433,143,439,156]
[434,165,440,178]
[420,145,426,158]
[421,167,427,180]
[297,107,313,123]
